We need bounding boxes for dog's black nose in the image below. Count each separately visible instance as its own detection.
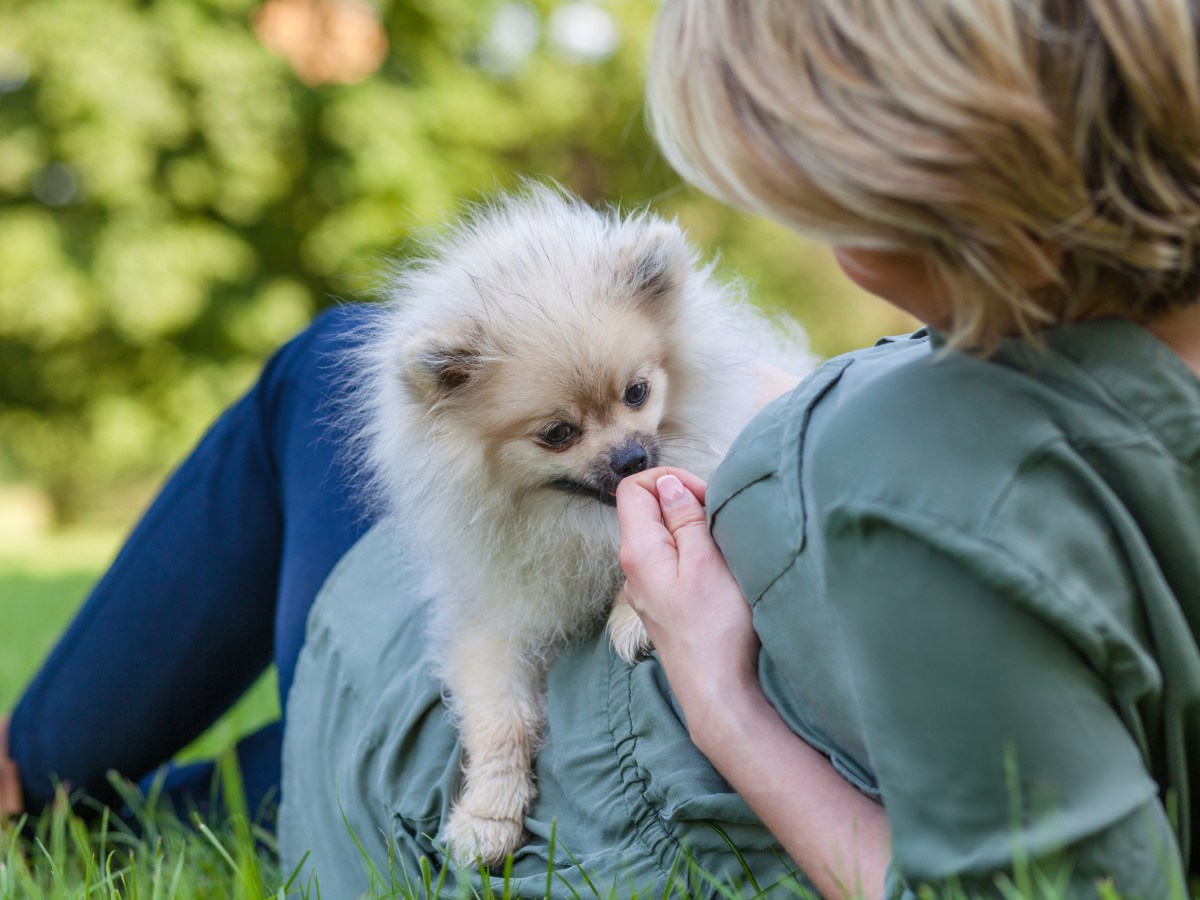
[611,443,650,478]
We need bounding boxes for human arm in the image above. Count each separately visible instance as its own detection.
[616,470,890,900]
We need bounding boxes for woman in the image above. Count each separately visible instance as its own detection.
[620,0,1200,897]
[278,1,1200,895]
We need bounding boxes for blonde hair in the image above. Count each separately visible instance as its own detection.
[649,0,1200,350]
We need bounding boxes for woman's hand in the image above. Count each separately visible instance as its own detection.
[617,468,890,900]
[0,716,24,821]
[615,468,761,746]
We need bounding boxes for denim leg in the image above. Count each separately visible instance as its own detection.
[140,721,284,825]
[9,304,378,813]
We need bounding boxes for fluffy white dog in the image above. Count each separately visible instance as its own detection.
[352,188,804,865]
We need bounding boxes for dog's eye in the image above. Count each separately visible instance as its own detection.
[624,381,650,408]
[540,422,578,448]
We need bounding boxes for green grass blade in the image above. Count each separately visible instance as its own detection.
[165,845,187,900]
[283,849,311,893]
[554,838,599,899]
[661,850,683,900]
[195,818,242,878]
[545,820,557,900]
[705,823,761,896]
[336,783,387,890]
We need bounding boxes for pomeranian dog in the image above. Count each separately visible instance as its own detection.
[352,187,802,865]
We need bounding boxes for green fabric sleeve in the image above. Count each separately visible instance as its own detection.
[824,512,1182,898]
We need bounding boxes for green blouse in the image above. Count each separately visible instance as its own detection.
[280,319,1199,898]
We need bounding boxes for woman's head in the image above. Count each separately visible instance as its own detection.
[649,0,1200,349]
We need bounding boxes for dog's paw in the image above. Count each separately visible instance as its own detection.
[443,805,526,867]
[607,598,652,665]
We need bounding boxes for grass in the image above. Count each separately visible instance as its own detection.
[0,786,816,900]
[4,789,1180,900]
[1,765,282,900]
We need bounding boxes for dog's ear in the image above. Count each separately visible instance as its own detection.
[401,328,485,408]
[618,222,690,316]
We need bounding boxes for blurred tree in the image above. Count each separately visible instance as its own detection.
[0,0,908,521]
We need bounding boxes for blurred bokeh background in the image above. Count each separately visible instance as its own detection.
[0,0,912,716]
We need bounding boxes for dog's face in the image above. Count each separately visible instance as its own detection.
[399,222,690,509]
[474,331,670,508]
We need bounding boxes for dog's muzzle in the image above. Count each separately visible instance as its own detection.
[548,435,661,506]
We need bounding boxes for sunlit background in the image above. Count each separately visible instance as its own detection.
[0,0,913,710]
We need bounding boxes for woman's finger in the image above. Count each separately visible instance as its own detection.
[654,474,710,552]
[616,473,678,582]
[617,467,710,560]
[618,467,708,504]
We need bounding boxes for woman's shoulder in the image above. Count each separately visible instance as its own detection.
[806,319,1193,535]
[801,318,1200,665]
[712,326,1073,545]
[710,329,931,501]
[711,318,1198,609]
[813,335,1068,484]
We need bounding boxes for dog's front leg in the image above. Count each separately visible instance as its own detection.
[606,587,653,665]
[442,623,545,867]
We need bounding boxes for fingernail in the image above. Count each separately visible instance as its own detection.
[657,474,687,507]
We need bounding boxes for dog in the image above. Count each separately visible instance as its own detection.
[351,187,803,865]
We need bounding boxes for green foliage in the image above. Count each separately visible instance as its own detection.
[0,0,900,520]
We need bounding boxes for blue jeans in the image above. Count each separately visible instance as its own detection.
[9,305,377,822]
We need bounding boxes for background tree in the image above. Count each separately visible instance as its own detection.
[0,0,910,523]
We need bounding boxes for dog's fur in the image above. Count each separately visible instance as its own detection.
[351,188,799,865]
